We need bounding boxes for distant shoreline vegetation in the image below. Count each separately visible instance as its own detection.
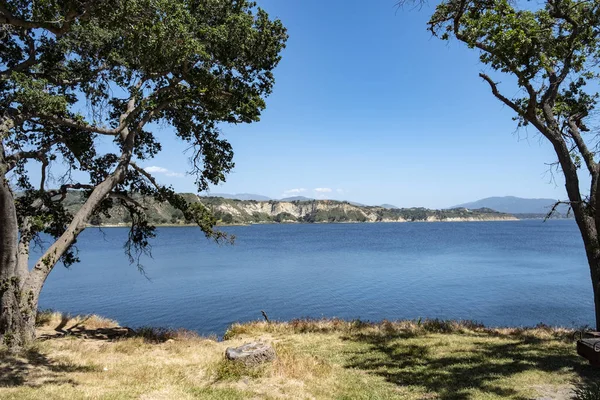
[52,192,565,227]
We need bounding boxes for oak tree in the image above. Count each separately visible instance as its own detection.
[406,0,600,329]
[0,0,287,348]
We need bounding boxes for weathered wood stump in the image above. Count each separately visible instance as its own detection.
[225,342,276,366]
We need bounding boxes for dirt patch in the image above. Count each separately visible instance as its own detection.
[532,384,574,400]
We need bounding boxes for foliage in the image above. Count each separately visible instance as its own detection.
[274,212,297,222]
[1,0,287,266]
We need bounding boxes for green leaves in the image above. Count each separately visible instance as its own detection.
[426,0,600,156]
[1,0,287,267]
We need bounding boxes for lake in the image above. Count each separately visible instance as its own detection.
[37,220,593,336]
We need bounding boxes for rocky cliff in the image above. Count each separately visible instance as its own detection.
[203,198,518,224]
[63,193,517,226]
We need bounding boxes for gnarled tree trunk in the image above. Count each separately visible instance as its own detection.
[0,100,137,350]
[0,144,34,348]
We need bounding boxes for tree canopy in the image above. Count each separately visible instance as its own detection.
[0,0,287,347]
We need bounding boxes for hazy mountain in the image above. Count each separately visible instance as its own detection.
[347,201,366,206]
[380,204,399,209]
[280,196,314,201]
[452,196,568,215]
[207,193,271,201]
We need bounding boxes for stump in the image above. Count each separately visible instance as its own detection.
[225,342,276,366]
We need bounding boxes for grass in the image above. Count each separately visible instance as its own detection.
[0,314,599,399]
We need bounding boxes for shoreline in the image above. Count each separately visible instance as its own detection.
[91,217,526,228]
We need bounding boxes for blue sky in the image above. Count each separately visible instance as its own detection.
[113,1,567,208]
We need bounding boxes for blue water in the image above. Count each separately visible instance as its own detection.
[36,220,593,336]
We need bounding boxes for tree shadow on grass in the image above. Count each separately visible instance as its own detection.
[342,330,600,400]
[38,325,135,341]
[37,312,135,342]
[0,347,98,387]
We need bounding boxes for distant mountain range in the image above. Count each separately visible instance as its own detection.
[451,196,569,216]
[207,193,272,201]
[280,196,314,201]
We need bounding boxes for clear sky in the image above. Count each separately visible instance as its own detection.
[120,0,568,208]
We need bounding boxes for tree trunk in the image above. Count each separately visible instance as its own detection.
[582,238,600,332]
[0,283,34,348]
[568,207,600,331]
[0,150,33,348]
[593,268,600,332]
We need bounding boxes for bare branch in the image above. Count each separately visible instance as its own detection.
[6,139,60,171]
[129,161,162,190]
[479,73,524,116]
[544,200,578,220]
[46,183,94,202]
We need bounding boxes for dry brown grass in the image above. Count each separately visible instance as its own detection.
[225,317,575,342]
[0,315,596,399]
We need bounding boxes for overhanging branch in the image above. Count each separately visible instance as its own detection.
[129,161,162,190]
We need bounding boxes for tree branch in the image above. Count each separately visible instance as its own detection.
[567,115,597,174]
[544,200,576,220]
[25,88,141,296]
[33,116,123,136]
[39,157,48,191]
[129,161,162,190]
[0,1,97,36]
[35,78,174,138]
[6,139,61,171]
[0,34,36,77]
[108,192,146,210]
[478,73,524,116]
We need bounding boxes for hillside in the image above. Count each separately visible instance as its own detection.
[61,193,518,226]
[452,196,570,216]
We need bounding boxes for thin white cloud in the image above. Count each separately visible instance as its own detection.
[283,188,306,196]
[336,189,344,194]
[314,188,332,193]
[144,166,168,174]
[144,166,184,178]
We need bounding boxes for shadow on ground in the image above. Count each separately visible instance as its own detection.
[0,314,135,387]
[37,313,135,341]
[0,314,134,388]
[0,347,96,387]
[342,330,600,400]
